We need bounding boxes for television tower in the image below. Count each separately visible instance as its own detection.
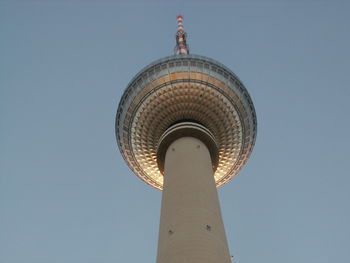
[115,15,257,263]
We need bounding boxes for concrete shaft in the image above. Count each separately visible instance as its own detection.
[156,137,231,263]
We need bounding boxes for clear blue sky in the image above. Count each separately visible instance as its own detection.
[1,1,350,263]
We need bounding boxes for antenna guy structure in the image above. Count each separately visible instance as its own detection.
[115,15,257,263]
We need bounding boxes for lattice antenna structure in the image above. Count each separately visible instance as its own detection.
[175,15,189,55]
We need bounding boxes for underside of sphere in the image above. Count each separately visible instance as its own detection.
[116,54,257,190]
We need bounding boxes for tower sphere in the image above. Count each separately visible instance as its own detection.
[116,54,257,190]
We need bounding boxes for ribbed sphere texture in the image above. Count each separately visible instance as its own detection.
[116,54,257,190]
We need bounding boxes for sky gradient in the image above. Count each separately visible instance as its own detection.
[1,1,350,263]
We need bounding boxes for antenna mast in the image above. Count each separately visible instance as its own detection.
[175,15,189,55]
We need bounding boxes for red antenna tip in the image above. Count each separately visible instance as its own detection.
[175,15,189,55]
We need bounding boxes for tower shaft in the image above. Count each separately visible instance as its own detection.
[156,137,231,263]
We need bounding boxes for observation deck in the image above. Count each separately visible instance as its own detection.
[116,54,257,190]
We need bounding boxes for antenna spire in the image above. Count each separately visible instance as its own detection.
[175,15,189,55]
